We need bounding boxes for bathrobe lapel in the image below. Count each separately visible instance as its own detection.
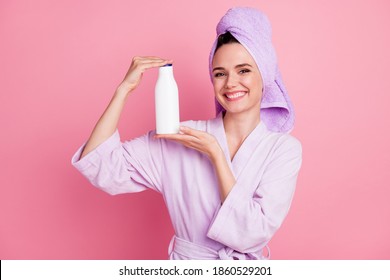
[209,114,268,182]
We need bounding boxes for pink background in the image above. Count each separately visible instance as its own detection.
[1,0,389,259]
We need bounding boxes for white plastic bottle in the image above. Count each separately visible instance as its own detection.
[155,63,180,134]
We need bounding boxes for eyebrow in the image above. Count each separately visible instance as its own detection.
[212,63,253,72]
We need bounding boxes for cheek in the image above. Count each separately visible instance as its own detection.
[212,79,224,93]
[244,76,263,92]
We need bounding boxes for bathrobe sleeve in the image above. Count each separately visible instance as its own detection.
[207,136,302,253]
[71,130,162,195]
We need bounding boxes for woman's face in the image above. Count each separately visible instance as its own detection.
[212,43,263,116]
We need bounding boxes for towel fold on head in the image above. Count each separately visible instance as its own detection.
[209,7,295,133]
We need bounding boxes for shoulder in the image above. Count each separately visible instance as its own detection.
[277,133,301,153]
[264,128,302,158]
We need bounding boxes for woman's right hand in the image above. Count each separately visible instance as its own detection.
[118,56,173,95]
[79,56,171,159]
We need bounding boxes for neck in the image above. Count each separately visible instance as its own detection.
[223,110,260,142]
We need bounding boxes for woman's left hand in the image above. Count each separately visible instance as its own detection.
[156,126,235,202]
[155,126,223,160]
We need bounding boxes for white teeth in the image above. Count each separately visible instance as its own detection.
[226,92,246,99]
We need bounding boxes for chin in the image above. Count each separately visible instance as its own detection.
[224,107,248,115]
[226,104,261,116]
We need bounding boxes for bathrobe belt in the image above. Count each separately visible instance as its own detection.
[168,235,270,260]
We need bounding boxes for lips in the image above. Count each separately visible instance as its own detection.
[224,91,247,100]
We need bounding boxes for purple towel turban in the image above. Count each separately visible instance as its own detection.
[209,7,295,133]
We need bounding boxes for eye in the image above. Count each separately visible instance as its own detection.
[214,72,225,78]
[239,69,251,74]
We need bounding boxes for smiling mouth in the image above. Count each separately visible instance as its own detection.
[224,91,247,100]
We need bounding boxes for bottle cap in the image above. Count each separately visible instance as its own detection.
[162,63,173,67]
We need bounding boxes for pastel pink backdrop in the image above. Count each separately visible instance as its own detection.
[1,0,389,259]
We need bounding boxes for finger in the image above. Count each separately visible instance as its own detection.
[138,58,172,65]
[155,134,196,142]
[133,56,169,62]
[142,56,173,62]
[154,134,207,154]
[139,60,174,72]
[179,126,205,138]
[134,56,172,65]
[131,56,172,68]
[155,134,203,148]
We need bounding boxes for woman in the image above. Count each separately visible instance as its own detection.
[72,7,302,260]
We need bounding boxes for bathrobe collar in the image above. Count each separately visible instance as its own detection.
[209,113,268,179]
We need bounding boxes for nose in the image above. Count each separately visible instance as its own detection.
[224,73,238,89]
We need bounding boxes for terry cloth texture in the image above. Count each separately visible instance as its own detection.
[209,7,295,133]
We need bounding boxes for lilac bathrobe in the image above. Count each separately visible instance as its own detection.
[72,114,302,259]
